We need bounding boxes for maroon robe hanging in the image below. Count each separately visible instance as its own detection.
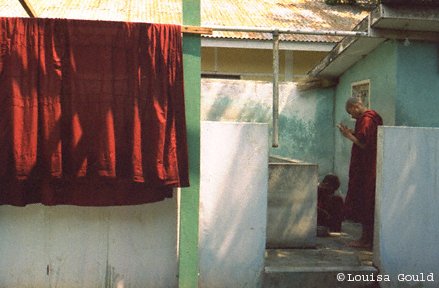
[0,17,189,206]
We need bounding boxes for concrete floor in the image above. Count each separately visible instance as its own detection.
[265,221,374,268]
[264,221,378,288]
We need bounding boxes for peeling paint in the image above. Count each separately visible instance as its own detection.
[202,79,335,177]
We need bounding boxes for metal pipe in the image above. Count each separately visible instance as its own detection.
[272,31,280,148]
[207,25,369,37]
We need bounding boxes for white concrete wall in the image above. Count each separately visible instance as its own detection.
[199,121,268,288]
[267,159,318,248]
[375,126,439,288]
[0,121,269,288]
[0,200,178,287]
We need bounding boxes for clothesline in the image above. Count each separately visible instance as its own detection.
[183,25,368,37]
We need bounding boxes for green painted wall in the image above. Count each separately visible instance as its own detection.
[396,41,439,127]
[333,40,397,195]
[333,39,439,194]
[275,87,335,175]
[201,79,335,177]
[180,0,201,287]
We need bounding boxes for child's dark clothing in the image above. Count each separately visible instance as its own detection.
[317,191,343,232]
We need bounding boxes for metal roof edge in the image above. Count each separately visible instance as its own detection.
[308,4,439,79]
[373,4,439,22]
[307,16,380,79]
[201,38,334,52]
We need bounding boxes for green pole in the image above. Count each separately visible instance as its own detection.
[179,0,200,287]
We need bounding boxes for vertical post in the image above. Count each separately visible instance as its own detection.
[284,51,294,82]
[272,31,280,148]
[179,0,201,287]
[18,0,37,17]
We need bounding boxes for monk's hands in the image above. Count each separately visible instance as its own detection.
[337,123,353,138]
[337,123,365,148]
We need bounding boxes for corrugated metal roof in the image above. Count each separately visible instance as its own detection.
[0,0,369,43]
[0,0,183,23]
[202,0,369,42]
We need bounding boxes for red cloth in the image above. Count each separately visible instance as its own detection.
[344,110,383,225]
[0,17,189,206]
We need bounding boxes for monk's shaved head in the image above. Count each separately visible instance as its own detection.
[345,97,363,109]
[345,97,366,119]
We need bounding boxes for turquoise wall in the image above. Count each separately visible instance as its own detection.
[333,39,439,195]
[275,88,335,176]
[396,41,439,127]
[201,80,335,177]
[333,40,397,195]
[202,40,439,199]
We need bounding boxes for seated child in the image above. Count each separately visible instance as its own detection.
[317,174,344,234]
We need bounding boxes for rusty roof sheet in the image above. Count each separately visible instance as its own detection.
[0,0,183,23]
[0,0,369,43]
[202,0,369,42]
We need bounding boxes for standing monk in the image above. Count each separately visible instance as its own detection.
[338,97,383,248]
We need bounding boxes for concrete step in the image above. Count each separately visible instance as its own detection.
[264,265,379,288]
[264,222,379,288]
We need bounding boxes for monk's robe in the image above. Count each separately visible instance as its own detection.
[0,17,189,206]
[344,110,383,226]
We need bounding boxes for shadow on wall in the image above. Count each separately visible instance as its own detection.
[0,201,178,287]
[277,114,317,158]
[199,122,267,288]
[206,95,271,123]
[377,127,439,285]
[201,78,335,176]
[394,99,439,127]
[374,126,439,288]
[206,96,233,121]
[275,89,334,171]
[267,158,318,248]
